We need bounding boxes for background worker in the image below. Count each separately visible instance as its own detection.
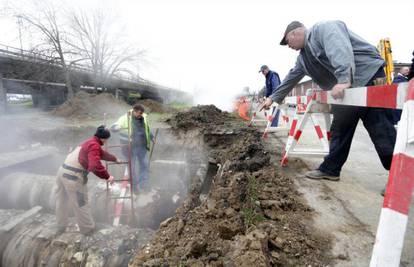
[393,66,410,83]
[259,65,281,98]
[112,104,154,193]
[390,66,410,124]
[262,20,396,187]
[259,65,281,126]
[56,125,117,235]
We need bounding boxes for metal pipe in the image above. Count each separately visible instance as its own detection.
[0,159,202,229]
[0,208,153,267]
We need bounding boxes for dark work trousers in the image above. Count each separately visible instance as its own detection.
[389,106,402,125]
[120,139,149,190]
[318,68,396,176]
[270,108,280,127]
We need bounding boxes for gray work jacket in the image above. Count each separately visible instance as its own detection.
[271,20,384,104]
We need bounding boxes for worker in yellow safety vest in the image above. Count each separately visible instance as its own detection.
[111,104,153,193]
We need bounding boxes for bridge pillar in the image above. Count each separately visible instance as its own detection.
[0,73,6,114]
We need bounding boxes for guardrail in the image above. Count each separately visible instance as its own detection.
[0,43,165,89]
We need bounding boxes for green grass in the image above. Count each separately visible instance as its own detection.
[242,174,266,227]
[168,101,192,110]
[242,207,266,227]
[8,100,33,107]
[148,112,173,122]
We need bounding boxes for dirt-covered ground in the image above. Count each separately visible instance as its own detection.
[52,91,174,121]
[131,105,333,267]
[136,99,176,114]
[52,91,131,120]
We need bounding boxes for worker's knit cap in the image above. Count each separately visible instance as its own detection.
[95,125,111,139]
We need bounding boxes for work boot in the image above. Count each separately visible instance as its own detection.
[305,170,340,181]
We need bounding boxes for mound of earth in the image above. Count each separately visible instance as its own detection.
[52,91,130,120]
[136,99,174,113]
[166,105,230,131]
[130,105,332,267]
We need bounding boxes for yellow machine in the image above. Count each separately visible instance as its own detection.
[378,38,394,84]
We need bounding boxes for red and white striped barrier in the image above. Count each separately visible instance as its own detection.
[248,99,290,138]
[248,108,268,127]
[281,93,331,166]
[280,83,409,166]
[262,104,289,139]
[286,95,312,113]
[370,80,414,267]
[312,82,408,109]
[248,98,268,127]
[280,81,413,266]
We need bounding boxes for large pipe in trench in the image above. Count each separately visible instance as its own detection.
[0,207,153,267]
[0,156,209,267]
[0,160,206,229]
[0,172,102,214]
[0,126,213,266]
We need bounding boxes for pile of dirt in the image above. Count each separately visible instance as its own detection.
[130,105,332,267]
[136,99,174,113]
[166,105,230,131]
[52,91,130,120]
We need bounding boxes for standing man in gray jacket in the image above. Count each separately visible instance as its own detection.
[263,20,396,183]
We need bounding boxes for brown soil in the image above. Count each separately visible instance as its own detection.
[166,105,230,131]
[52,91,130,120]
[136,99,174,113]
[130,105,333,267]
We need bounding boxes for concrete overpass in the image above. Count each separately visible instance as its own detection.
[0,44,190,109]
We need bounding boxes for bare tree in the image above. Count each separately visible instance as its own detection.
[16,4,78,98]
[5,1,146,100]
[69,9,145,90]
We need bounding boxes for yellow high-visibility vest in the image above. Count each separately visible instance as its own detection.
[114,110,151,151]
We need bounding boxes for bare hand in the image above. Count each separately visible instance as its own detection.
[331,83,351,100]
[260,98,273,111]
[108,175,115,185]
[110,125,121,132]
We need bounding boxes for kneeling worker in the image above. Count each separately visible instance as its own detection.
[55,125,118,235]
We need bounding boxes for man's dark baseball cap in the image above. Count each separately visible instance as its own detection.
[258,65,269,73]
[280,21,304,45]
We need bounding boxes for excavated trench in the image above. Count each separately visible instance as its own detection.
[0,124,217,266]
[131,106,333,267]
[0,105,334,266]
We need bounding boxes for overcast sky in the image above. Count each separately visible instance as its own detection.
[1,0,413,109]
